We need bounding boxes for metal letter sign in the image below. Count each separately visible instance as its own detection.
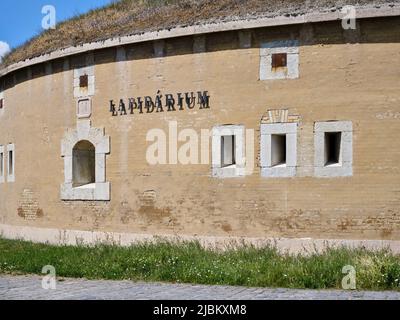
[109,91,210,117]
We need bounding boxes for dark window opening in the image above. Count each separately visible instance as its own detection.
[271,134,287,167]
[73,140,95,187]
[0,98,3,109]
[0,151,3,176]
[79,74,89,88]
[8,150,13,176]
[272,53,287,69]
[324,132,342,166]
[221,135,235,167]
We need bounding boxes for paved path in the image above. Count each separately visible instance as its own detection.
[0,275,399,300]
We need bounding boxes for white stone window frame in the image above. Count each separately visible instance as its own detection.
[0,145,4,183]
[73,65,95,98]
[314,121,353,177]
[212,125,246,178]
[61,120,110,201]
[260,40,299,80]
[260,123,298,178]
[6,143,15,183]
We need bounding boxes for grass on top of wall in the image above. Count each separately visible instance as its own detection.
[1,0,390,67]
[0,237,400,291]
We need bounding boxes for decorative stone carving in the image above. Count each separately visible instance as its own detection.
[76,97,92,118]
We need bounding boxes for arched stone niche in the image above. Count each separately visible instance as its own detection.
[61,120,110,201]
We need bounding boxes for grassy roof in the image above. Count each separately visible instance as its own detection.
[0,0,393,67]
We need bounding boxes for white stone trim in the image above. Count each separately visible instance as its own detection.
[61,120,110,201]
[2,223,400,255]
[314,121,353,177]
[0,145,4,183]
[260,40,299,80]
[212,125,246,178]
[76,97,92,118]
[1,4,398,78]
[6,143,15,183]
[261,123,298,177]
[73,65,95,98]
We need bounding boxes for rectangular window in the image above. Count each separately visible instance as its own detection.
[260,40,299,80]
[260,123,297,178]
[0,146,4,183]
[6,144,15,182]
[0,98,3,109]
[324,132,342,166]
[271,134,287,167]
[271,53,287,69]
[212,125,245,178]
[79,74,88,88]
[74,65,95,98]
[0,152,3,176]
[8,149,13,176]
[314,121,352,177]
[221,135,235,167]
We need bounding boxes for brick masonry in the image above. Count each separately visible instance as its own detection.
[0,17,399,243]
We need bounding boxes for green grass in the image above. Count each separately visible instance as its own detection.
[0,237,399,290]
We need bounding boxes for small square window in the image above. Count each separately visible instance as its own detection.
[261,123,297,178]
[271,53,287,69]
[260,40,299,80]
[221,135,235,167]
[79,74,88,88]
[212,125,245,178]
[74,65,95,98]
[271,134,287,167]
[314,121,352,177]
[324,132,342,166]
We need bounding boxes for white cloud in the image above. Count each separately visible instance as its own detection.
[0,41,11,62]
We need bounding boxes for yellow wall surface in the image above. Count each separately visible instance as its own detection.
[0,17,399,240]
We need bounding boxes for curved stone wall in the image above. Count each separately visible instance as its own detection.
[0,15,400,243]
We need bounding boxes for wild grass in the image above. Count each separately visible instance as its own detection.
[0,237,399,290]
[1,0,388,67]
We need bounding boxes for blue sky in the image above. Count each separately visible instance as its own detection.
[0,0,114,51]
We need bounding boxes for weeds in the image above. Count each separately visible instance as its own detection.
[0,238,399,290]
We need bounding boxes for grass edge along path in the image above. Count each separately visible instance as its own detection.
[0,237,399,291]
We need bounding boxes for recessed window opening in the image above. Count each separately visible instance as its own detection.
[79,74,88,88]
[8,149,13,176]
[73,140,95,188]
[0,98,4,109]
[221,135,236,167]
[272,53,287,69]
[0,150,3,176]
[271,134,287,167]
[324,132,342,166]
